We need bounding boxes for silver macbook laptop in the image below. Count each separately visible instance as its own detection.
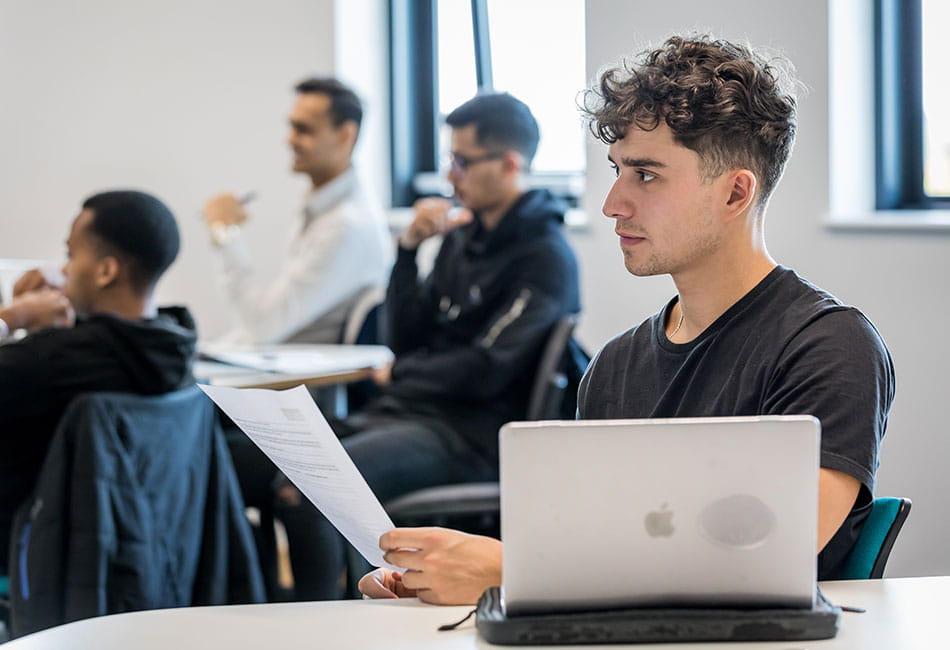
[499,416,820,615]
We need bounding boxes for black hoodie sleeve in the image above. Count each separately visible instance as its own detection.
[0,310,196,424]
[388,243,577,401]
[0,332,61,422]
[384,244,444,355]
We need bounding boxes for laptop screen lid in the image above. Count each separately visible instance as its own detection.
[499,415,820,615]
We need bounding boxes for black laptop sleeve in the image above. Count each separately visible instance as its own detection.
[475,586,841,645]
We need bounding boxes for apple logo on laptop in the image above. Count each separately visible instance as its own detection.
[644,503,675,537]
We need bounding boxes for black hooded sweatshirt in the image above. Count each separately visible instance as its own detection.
[380,189,581,462]
[0,306,197,571]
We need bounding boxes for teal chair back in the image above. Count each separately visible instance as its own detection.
[2,553,10,638]
[836,497,912,580]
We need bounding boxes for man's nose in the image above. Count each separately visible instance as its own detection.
[602,179,630,220]
[446,164,460,184]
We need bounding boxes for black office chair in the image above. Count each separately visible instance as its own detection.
[339,285,386,413]
[339,285,386,346]
[382,314,588,537]
[6,387,264,638]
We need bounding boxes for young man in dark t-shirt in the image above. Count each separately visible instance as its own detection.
[357,35,895,605]
[578,268,893,578]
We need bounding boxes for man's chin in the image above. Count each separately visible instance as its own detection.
[623,262,662,277]
[454,197,477,212]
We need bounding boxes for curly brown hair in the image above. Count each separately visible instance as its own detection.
[582,35,798,208]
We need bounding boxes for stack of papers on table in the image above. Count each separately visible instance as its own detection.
[199,343,393,375]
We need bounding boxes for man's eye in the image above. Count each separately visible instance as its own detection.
[639,171,656,183]
[609,163,620,177]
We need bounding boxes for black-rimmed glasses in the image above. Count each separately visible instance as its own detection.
[447,151,505,173]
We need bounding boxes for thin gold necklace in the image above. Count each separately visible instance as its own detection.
[669,308,685,340]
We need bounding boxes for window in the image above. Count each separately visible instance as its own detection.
[390,0,586,207]
[876,0,950,209]
[921,0,950,197]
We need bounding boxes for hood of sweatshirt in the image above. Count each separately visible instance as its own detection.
[77,305,197,393]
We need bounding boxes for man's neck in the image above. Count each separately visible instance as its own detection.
[87,293,156,321]
[479,186,526,231]
[668,242,776,342]
[309,164,350,191]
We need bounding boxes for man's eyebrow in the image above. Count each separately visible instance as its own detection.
[618,156,667,168]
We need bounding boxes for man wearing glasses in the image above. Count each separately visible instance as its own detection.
[284,92,581,599]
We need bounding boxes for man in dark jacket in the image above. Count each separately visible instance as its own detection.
[0,190,196,575]
[278,92,581,599]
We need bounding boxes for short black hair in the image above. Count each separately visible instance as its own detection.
[294,77,363,132]
[445,92,540,167]
[81,190,180,293]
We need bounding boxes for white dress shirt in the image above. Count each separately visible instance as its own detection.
[214,167,394,344]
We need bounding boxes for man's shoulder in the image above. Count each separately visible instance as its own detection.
[0,323,98,380]
[765,269,884,343]
[587,316,657,372]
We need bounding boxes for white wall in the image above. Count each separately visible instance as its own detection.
[0,0,345,338]
[576,0,950,577]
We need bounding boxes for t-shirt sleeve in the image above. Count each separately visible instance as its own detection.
[763,308,895,492]
[577,339,613,420]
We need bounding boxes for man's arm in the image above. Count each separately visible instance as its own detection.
[360,527,502,605]
[818,468,861,552]
[208,198,390,344]
[383,245,440,355]
[765,309,894,565]
[389,283,568,401]
[389,230,578,401]
[385,198,472,354]
[0,289,73,335]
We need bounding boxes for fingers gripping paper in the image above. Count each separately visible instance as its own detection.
[199,384,397,569]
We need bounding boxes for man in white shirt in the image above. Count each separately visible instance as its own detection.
[203,77,393,344]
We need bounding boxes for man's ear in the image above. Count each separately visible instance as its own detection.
[501,150,525,176]
[94,256,121,289]
[338,120,359,154]
[723,169,758,220]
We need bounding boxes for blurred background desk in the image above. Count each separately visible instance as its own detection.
[4,577,948,649]
[195,343,393,416]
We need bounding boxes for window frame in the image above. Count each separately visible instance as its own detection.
[875,0,950,209]
[388,0,584,210]
[389,0,439,207]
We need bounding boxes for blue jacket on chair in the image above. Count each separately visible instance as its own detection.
[7,387,265,637]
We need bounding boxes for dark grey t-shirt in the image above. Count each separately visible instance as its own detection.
[577,266,895,579]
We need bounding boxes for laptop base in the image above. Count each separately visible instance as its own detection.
[475,587,841,645]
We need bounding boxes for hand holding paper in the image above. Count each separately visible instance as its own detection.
[199,383,398,569]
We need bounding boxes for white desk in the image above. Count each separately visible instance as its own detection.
[194,343,393,417]
[3,577,947,649]
[195,343,393,391]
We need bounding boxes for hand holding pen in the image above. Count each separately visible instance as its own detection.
[202,191,258,229]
